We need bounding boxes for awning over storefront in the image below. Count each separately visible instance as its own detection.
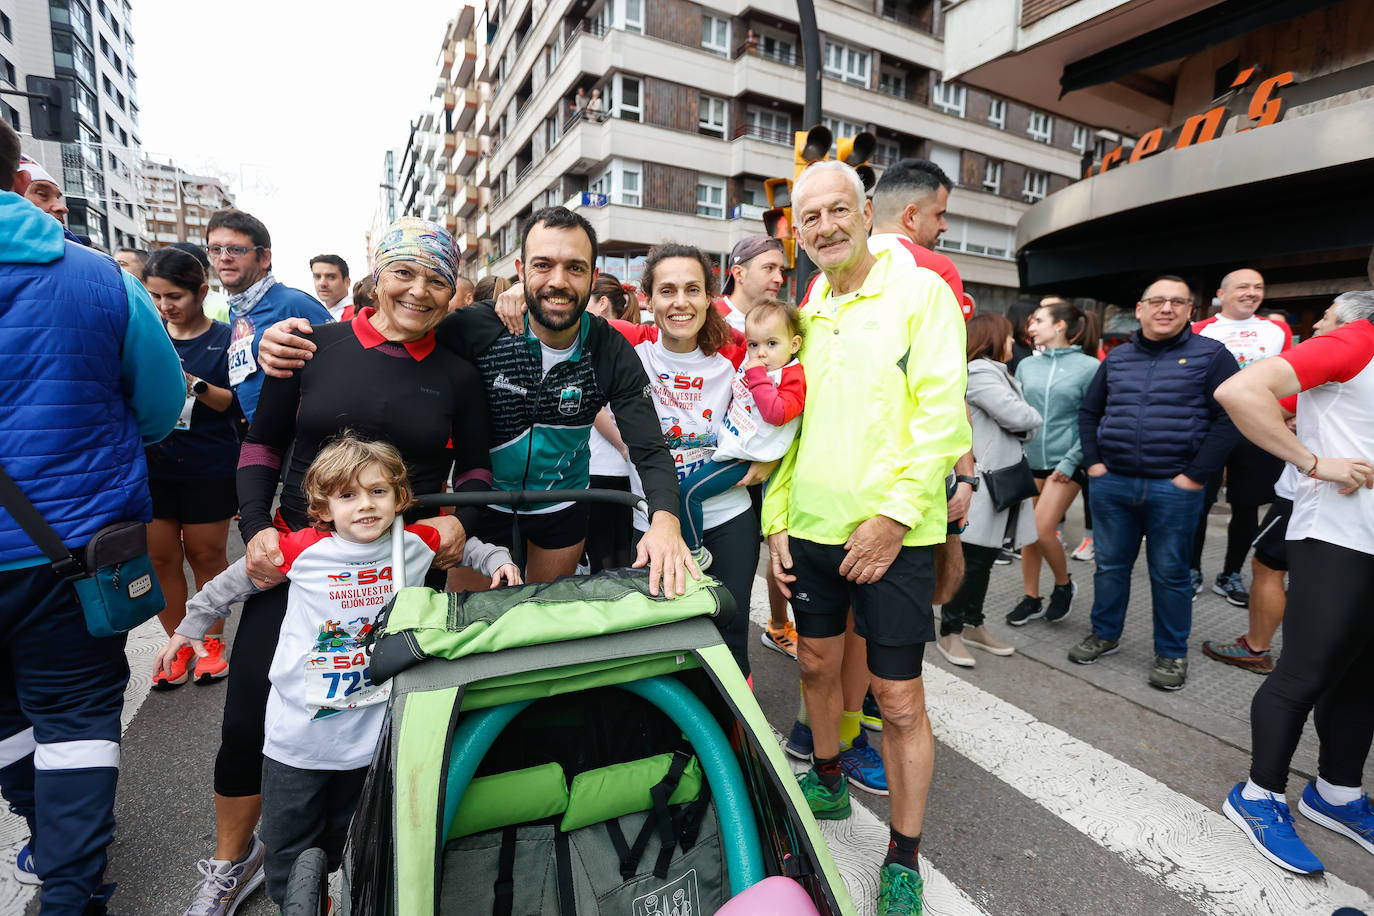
[1016,97,1374,303]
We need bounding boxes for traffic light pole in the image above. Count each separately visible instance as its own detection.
[793,0,822,298]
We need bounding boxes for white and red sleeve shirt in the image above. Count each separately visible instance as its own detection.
[712,360,806,463]
[263,524,441,771]
[1280,320,1374,556]
[613,323,751,532]
[712,296,747,334]
[1192,314,1292,369]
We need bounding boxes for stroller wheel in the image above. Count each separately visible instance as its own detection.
[282,847,329,916]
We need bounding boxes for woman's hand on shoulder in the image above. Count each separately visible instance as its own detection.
[495,283,527,334]
[414,514,468,569]
[245,529,287,587]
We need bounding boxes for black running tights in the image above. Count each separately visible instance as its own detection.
[1249,539,1374,793]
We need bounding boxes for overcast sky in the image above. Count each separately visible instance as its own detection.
[132,0,454,296]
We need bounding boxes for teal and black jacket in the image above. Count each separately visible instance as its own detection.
[436,304,679,516]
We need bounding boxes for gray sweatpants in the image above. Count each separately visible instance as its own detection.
[259,757,368,906]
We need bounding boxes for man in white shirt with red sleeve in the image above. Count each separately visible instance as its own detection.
[1214,306,1374,876]
[1190,268,1293,607]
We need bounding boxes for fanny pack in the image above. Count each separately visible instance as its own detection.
[0,464,164,638]
[982,455,1039,513]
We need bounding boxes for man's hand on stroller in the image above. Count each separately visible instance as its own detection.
[154,634,205,679]
[491,564,522,588]
[634,511,700,598]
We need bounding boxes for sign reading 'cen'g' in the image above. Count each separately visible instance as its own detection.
[1088,66,1297,178]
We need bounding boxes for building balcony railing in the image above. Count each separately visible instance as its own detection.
[732,41,800,68]
[732,123,792,146]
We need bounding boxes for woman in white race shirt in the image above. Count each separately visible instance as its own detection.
[611,244,763,683]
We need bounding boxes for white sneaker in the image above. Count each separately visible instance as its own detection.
[935,632,976,667]
[182,834,266,916]
[1071,537,1094,561]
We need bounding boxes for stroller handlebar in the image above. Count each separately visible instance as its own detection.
[413,488,649,514]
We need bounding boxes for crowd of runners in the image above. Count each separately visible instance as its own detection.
[2,114,1373,916]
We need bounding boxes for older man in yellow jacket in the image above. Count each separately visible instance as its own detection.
[763,160,970,916]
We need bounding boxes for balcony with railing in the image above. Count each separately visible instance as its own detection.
[732,123,792,146]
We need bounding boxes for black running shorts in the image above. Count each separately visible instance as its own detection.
[1251,497,1293,572]
[786,536,935,680]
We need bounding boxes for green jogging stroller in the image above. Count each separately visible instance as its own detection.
[281,490,855,916]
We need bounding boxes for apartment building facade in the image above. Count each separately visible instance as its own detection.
[464,0,1094,310]
[138,156,235,249]
[1,0,143,251]
[944,0,1374,329]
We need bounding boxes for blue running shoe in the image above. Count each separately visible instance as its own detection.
[839,730,889,796]
[1298,782,1374,855]
[1223,783,1324,874]
[784,720,813,761]
[15,841,39,885]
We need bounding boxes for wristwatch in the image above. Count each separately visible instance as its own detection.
[955,474,980,492]
[191,377,209,396]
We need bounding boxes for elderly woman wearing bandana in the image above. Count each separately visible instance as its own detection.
[177,217,492,913]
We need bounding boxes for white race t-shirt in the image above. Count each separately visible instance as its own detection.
[1280,320,1374,556]
[264,526,441,771]
[588,407,631,477]
[627,338,750,531]
[1193,314,1292,369]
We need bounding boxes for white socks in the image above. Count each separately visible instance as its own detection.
[1316,777,1362,807]
[1242,779,1284,803]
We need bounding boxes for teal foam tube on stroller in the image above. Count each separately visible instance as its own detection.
[620,677,765,893]
[440,677,765,894]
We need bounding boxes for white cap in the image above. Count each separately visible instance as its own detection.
[18,155,60,189]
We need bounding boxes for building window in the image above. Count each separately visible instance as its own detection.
[606,74,641,122]
[874,138,900,166]
[98,35,122,74]
[928,142,961,187]
[1072,125,1089,153]
[932,79,965,117]
[823,115,864,141]
[987,98,1005,129]
[623,0,643,33]
[1028,111,1053,144]
[1022,170,1048,202]
[593,158,642,207]
[823,40,869,87]
[936,215,1014,259]
[699,94,727,138]
[0,12,11,40]
[878,68,906,99]
[983,161,1001,194]
[696,176,726,219]
[0,55,14,87]
[546,115,560,149]
[746,106,791,144]
[2,103,18,131]
[701,15,729,56]
[758,33,795,65]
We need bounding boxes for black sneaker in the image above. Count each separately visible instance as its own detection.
[1212,572,1249,608]
[1045,578,1077,622]
[1005,595,1045,627]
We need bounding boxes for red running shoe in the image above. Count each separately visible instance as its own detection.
[194,636,230,684]
[153,645,193,690]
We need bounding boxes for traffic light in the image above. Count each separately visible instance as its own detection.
[762,177,795,269]
[837,131,876,192]
[24,76,77,142]
[792,124,833,181]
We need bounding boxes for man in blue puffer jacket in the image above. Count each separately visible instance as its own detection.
[0,122,184,914]
[1071,275,1240,691]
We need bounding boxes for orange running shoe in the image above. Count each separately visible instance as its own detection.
[761,620,799,659]
[194,636,230,684]
[152,644,192,690]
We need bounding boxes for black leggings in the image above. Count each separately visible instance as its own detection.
[1249,539,1374,792]
[215,583,289,797]
[940,543,999,635]
[586,475,634,572]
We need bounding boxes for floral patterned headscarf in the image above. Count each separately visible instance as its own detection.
[372,217,458,291]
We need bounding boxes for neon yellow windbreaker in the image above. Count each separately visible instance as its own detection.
[762,250,971,547]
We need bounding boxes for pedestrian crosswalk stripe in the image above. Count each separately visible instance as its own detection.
[748,574,1374,915]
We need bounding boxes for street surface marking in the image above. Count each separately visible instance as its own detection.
[0,618,166,915]
[750,574,1374,915]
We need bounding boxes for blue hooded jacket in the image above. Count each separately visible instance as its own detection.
[0,191,185,569]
